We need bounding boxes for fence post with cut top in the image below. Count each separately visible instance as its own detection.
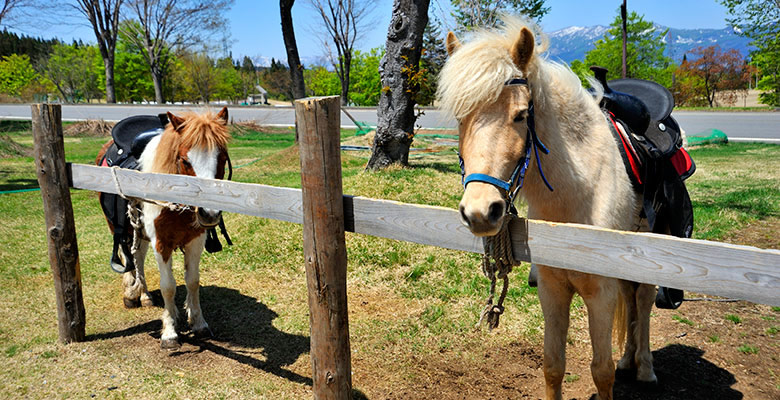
[295,95,352,399]
[32,103,86,343]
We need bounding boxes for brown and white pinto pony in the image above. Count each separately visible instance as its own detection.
[97,108,230,349]
[437,18,656,400]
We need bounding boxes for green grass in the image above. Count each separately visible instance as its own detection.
[737,344,759,354]
[0,125,778,399]
[707,334,720,343]
[672,314,695,326]
[725,314,743,324]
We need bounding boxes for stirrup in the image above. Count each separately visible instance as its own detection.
[655,286,684,309]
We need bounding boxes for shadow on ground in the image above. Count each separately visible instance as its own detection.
[612,344,742,399]
[87,284,313,386]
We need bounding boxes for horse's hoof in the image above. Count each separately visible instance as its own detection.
[123,297,141,308]
[140,297,154,307]
[160,338,180,350]
[193,326,214,339]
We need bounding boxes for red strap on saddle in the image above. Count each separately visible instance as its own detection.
[670,147,694,177]
[100,156,109,167]
[609,113,643,185]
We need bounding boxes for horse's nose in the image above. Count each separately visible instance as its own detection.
[459,199,505,236]
[197,207,222,227]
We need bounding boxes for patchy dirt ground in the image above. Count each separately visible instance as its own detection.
[361,219,779,400]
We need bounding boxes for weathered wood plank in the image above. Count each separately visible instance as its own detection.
[296,96,352,400]
[32,104,86,343]
[70,163,304,224]
[525,220,780,306]
[68,163,780,306]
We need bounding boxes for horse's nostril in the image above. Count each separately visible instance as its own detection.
[488,201,505,224]
[459,204,470,226]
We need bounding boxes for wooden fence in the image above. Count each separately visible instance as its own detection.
[33,102,780,399]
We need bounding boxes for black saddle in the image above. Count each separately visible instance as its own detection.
[102,114,168,171]
[589,67,695,310]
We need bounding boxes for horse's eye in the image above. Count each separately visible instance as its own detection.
[180,158,191,167]
[513,112,525,123]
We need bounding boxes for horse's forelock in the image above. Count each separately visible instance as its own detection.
[177,111,230,152]
[437,15,548,120]
[151,111,230,175]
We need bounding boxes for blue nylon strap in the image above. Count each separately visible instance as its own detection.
[463,173,512,191]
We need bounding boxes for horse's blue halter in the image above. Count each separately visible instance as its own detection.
[458,77,554,210]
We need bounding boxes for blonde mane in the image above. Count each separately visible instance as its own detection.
[437,16,600,119]
[151,111,230,175]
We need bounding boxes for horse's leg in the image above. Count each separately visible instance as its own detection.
[183,233,211,338]
[634,283,657,383]
[537,266,573,400]
[121,239,152,307]
[579,277,618,400]
[616,280,639,374]
[135,239,154,307]
[155,244,179,349]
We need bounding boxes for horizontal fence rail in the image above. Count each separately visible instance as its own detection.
[70,163,780,307]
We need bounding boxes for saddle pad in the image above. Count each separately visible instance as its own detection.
[609,78,674,122]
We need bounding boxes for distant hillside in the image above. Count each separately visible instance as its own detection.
[546,25,753,64]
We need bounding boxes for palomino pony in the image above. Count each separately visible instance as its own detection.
[96,108,230,349]
[437,18,656,400]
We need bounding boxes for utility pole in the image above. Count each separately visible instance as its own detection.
[621,0,627,78]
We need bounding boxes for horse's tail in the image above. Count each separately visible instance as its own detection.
[613,289,627,351]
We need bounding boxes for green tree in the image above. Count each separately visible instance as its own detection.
[581,11,674,87]
[114,37,154,102]
[40,43,103,102]
[260,58,292,101]
[451,0,549,30]
[349,48,382,106]
[721,0,780,106]
[305,65,340,97]
[417,17,447,106]
[0,53,46,99]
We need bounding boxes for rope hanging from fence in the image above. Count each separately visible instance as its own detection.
[477,214,520,330]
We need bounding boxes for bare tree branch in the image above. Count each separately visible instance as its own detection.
[122,0,233,103]
[307,0,375,106]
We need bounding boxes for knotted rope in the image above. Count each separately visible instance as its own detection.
[476,214,520,330]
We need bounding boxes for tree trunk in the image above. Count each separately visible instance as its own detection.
[366,0,430,170]
[104,56,116,104]
[621,0,627,79]
[280,0,306,100]
[152,67,164,104]
[340,53,351,106]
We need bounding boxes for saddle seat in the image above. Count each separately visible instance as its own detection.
[102,114,168,170]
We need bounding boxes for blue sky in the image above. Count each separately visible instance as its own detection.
[14,0,732,62]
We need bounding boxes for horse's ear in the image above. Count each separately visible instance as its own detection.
[167,112,185,132]
[445,31,460,55]
[511,27,535,72]
[216,106,228,125]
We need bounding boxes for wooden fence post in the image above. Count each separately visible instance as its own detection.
[296,96,352,399]
[32,104,86,343]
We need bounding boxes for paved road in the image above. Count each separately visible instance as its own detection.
[0,104,777,142]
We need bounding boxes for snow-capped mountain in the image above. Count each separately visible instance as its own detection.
[546,24,753,63]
